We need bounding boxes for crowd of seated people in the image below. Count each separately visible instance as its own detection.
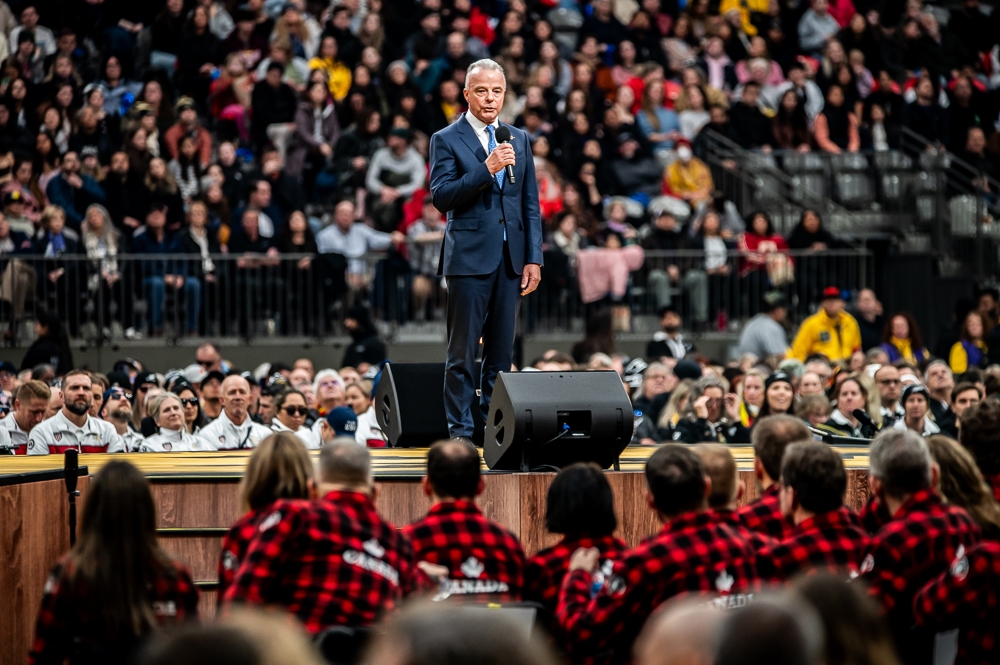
[3,0,997,340]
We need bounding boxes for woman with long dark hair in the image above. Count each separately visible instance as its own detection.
[30,461,198,663]
[814,84,859,153]
[754,371,796,421]
[771,88,812,151]
[880,313,928,365]
[523,463,626,623]
[176,383,208,433]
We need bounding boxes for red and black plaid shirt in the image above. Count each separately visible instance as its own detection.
[217,509,262,602]
[861,489,980,664]
[556,510,759,661]
[711,508,778,553]
[858,495,890,535]
[735,484,793,541]
[402,500,526,600]
[914,541,1000,665]
[224,490,416,633]
[757,507,869,582]
[524,534,628,620]
[30,555,198,665]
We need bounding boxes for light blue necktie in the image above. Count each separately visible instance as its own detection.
[486,125,505,190]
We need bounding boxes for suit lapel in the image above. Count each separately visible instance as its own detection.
[456,115,488,162]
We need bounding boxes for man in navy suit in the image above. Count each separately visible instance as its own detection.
[429,59,543,440]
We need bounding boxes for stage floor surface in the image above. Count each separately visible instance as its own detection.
[0,443,872,479]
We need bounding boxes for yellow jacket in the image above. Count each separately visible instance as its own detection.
[949,339,987,373]
[665,158,714,203]
[790,310,862,363]
[308,56,352,102]
[719,0,770,35]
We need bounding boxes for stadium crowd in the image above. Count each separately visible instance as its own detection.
[2,0,1000,337]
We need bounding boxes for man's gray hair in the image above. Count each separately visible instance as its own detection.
[869,428,933,498]
[923,359,952,383]
[319,438,373,487]
[465,59,506,90]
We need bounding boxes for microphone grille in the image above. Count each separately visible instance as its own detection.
[494,126,511,142]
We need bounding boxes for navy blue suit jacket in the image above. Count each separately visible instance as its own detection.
[429,115,544,276]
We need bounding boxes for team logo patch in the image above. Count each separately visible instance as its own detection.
[163,442,172,451]
[219,436,226,444]
[460,556,485,579]
[344,421,357,433]
[222,551,239,571]
[715,569,734,594]
[27,439,34,450]
[950,545,969,582]
[606,575,627,597]
[819,331,831,343]
[859,554,875,574]
[363,538,385,558]
[258,511,282,532]
[53,433,62,441]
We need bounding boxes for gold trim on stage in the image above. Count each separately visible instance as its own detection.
[0,445,870,478]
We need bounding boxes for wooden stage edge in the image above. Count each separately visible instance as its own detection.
[0,446,873,665]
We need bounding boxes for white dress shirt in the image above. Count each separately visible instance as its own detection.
[464,110,500,155]
[141,428,201,452]
[271,418,321,449]
[28,412,124,455]
[197,410,272,451]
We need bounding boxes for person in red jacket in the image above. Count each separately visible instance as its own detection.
[861,429,981,665]
[30,461,198,664]
[225,440,416,633]
[736,415,812,541]
[217,431,315,600]
[758,441,869,581]
[403,439,525,600]
[556,445,759,663]
[523,463,627,625]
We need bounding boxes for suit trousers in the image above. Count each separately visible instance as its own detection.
[444,242,521,438]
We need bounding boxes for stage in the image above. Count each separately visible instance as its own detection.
[0,445,873,663]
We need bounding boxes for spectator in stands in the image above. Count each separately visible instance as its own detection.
[663,139,713,208]
[646,306,695,361]
[217,432,315,598]
[28,369,124,454]
[197,375,272,451]
[893,384,939,437]
[729,81,772,150]
[316,200,404,289]
[131,203,200,336]
[902,75,948,147]
[949,382,981,437]
[141,393,200,452]
[405,440,525,599]
[671,376,748,443]
[286,80,341,183]
[18,308,73,375]
[875,365,905,427]
[175,384,206,434]
[924,359,957,432]
[523,463,626,623]
[632,362,675,419]
[0,379,50,454]
[407,198,445,321]
[738,291,789,360]
[636,78,679,160]
[851,288,884,352]
[798,0,841,55]
[555,445,757,660]
[879,313,928,365]
[44,151,105,229]
[341,306,386,369]
[163,98,212,169]
[738,211,790,313]
[817,374,874,438]
[100,385,143,452]
[738,414,810,541]
[949,310,988,373]
[311,369,345,419]
[270,388,319,448]
[790,287,861,363]
[30,461,198,663]
[609,130,661,199]
[755,371,796,421]
[814,84,859,153]
[926,435,1000,540]
[862,428,980,665]
[365,128,425,232]
[225,441,414,632]
[771,88,812,151]
[251,60,299,154]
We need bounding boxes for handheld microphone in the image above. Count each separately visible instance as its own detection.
[852,409,878,439]
[494,126,515,184]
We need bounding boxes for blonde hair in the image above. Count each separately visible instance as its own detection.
[658,379,694,429]
[148,392,182,425]
[40,204,66,228]
[239,433,314,512]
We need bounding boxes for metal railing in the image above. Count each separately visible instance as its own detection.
[0,249,871,344]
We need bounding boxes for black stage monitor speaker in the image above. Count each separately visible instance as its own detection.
[484,371,633,471]
[375,363,483,447]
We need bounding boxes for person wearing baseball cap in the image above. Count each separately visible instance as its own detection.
[893,383,940,437]
[319,406,359,445]
[3,187,34,236]
[164,96,212,168]
[756,371,795,420]
[789,286,861,364]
